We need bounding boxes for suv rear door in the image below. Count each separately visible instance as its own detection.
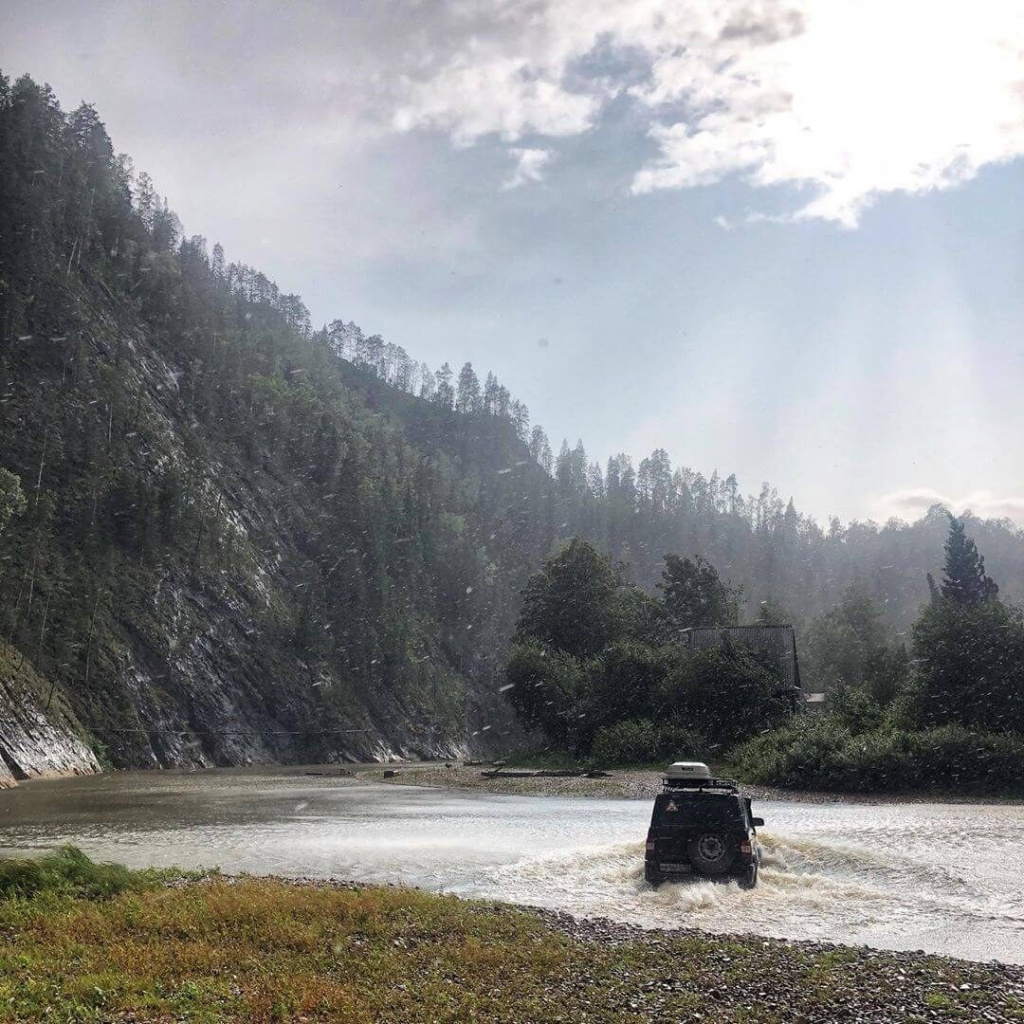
[648,792,746,869]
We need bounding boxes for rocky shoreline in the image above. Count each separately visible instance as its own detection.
[0,641,100,789]
[359,761,1024,805]
[531,904,1024,1023]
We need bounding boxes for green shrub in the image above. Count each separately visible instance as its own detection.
[729,716,1024,795]
[589,718,705,767]
[0,846,190,900]
[657,640,796,748]
[828,684,885,733]
[913,598,1024,734]
[504,640,589,748]
[576,641,682,750]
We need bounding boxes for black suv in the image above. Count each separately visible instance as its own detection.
[644,771,764,888]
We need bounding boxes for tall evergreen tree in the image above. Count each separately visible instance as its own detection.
[455,362,481,414]
[539,438,553,476]
[528,426,548,466]
[941,516,998,607]
[433,363,454,407]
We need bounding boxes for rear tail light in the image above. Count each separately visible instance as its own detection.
[739,840,751,856]
[645,829,654,853]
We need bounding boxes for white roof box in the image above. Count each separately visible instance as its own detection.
[665,761,711,781]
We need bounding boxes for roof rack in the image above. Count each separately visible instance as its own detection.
[662,775,740,792]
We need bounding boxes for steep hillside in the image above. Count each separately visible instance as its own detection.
[0,74,548,769]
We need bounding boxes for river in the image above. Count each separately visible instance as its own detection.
[1,767,1021,965]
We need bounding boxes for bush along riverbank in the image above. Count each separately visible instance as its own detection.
[729,719,1024,797]
[0,849,1023,1022]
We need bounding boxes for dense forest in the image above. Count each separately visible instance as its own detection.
[3,71,1024,769]
[505,523,1024,794]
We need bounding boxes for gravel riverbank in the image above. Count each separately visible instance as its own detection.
[357,761,1024,804]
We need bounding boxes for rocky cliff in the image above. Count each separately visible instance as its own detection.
[0,642,99,787]
[0,74,538,771]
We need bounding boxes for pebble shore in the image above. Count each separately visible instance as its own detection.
[359,762,1024,805]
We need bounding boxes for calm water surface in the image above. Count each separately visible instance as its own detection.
[1,768,1021,964]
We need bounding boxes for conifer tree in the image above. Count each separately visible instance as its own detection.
[433,363,454,407]
[455,362,481,414]
[940,517,998,607]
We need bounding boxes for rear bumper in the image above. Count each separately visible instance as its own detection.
[647,858,750,874]
[653,861,692,875]
[645,846,756,875]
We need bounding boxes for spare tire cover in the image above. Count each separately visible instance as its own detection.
[687,832,736,875]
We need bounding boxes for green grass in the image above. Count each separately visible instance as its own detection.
[0,846,205,900]
[0,850,1019,1022]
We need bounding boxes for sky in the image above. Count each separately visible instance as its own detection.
[3,0,1024,526]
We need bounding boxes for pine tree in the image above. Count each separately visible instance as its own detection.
[211,242,225,279]
[433,363,454,407]
[555,440,572,488]
[134,170,156,227]
[418,362,435,399]
[455,362,481,414]
[940,517,998,607]
[511,400,530,441]
[483,372,500,414]
[528,426,548,465]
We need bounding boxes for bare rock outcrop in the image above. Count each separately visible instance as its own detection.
[0,641,100,788]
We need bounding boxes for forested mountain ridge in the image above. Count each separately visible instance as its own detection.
[2,72,1024,771]
[0,73,547,768]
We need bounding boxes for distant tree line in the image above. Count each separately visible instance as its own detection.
[320,321,535,446]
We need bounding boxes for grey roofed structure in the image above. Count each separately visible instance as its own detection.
[679,624,802,694]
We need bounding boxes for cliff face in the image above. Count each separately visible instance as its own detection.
[0,326,526,770]
[0,76,542,771]
[0,642,99,787]
[0,297,528,769]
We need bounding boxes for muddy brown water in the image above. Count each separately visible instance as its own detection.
[0,767,1021,964]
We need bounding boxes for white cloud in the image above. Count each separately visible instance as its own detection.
[503,147,553,189]
[389,0,1024,225]
[873,489,1024,526]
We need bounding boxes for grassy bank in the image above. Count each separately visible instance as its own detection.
[0,850,1022,1022]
